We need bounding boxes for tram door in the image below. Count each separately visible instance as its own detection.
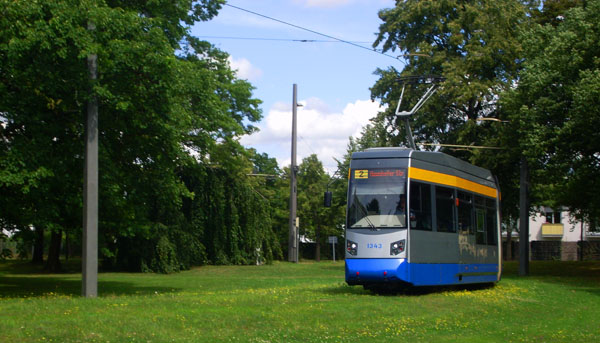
[457,191,476,264]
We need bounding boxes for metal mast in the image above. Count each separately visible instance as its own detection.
[288,84,299,263]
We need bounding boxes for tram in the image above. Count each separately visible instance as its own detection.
[344,147,501,287]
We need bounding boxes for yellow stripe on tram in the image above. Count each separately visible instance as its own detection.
[408,167,497,198]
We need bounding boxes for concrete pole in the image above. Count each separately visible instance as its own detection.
[288,84,298,263]
[518,156,529,276]
[83,21,98,297]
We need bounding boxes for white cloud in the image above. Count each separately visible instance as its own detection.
[241,98,385,173]
[228,56,262,81]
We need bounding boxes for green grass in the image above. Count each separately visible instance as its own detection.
[1,260,599,342]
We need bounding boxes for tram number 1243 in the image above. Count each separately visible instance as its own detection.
[366,243,382,249]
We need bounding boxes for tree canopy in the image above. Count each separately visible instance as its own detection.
[371,0,530,153]
[502,0,600,222]
[0,0,281,272]
[367,0,598,226]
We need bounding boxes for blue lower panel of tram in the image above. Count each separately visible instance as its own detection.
[346,259,499,286]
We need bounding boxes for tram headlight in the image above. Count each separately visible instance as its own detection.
[346,240,358,256]
[390,239,405,256]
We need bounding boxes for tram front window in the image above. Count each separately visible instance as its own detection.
[348,169,407,229]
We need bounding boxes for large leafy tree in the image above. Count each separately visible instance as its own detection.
[364,0,595,229]
[0,0,278,272]
[371,0,532,156]
[366,0,539,230]
[501,0,600,224]
[1,0,107,270]
[297,154,340,261]
[246,149,290,257]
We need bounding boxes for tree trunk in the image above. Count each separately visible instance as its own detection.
[32,226,44,264]
[518,156,530,276]
[506,229,512,260]
[64,231,69,261]
[315,224,321,262]
[44,230,62,272]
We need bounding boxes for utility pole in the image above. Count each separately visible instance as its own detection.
[83,21,98,297]
[288,84,299,263]
[518,156,529,276]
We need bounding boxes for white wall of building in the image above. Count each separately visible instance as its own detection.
[528,210,583,242]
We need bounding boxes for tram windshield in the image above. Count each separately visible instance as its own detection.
[347,168,407,229]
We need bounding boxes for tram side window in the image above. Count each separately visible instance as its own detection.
[410,181,432,230]
[474,195,486,244]
[457,191,473,235]
[476,208,486,244]
[436,186,456,233]
[486,198,498,246]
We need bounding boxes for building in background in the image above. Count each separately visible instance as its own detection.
[503,208,600,261]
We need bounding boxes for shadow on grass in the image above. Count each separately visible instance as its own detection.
[0,275,180,298]
[0,260,180,298]
[322,261,600,297]
[321,281,497,297]
[317,263,345,271]
[501,260,600,296]
[0,259,83,275]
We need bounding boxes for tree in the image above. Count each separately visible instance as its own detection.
[297,154,340,261]
[0,0,277,272]
[501,0,600,224]
[371,0,531,158]
[0,0,103,270]
[366,1,545,245]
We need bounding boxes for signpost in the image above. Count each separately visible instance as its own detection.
[328,236,338,262]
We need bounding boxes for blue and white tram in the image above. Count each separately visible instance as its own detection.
[345,148,501,287]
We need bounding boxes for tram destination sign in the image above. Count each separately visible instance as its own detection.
[354,169,405,179]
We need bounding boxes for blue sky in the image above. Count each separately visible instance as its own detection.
[191,0,402,172]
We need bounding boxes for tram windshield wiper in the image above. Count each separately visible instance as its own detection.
[352,190,377,230]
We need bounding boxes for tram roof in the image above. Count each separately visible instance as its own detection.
[351,147,494,183]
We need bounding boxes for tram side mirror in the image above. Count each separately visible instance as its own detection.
[323,191,332,207]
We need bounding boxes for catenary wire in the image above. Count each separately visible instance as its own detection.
[196,35,372,44]
[224,3,408,63]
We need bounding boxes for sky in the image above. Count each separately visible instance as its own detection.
[191,0,402,173]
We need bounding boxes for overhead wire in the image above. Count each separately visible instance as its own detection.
[196,35,371,44]
[299,135,318,157]
[218,3,420,173]
[223,3,407,63]
[298,135,339,175]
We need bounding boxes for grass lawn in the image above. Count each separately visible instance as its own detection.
[1,259,599,342]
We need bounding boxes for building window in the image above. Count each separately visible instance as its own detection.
[545,211,561,224]
[589,218,600,232]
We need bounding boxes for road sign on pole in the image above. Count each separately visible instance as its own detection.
[328,236,338,262]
